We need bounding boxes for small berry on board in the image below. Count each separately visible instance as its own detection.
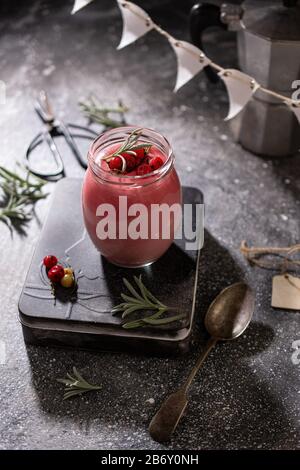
[47,265,65,283]
[60,273,74,288]
[108,156,123,171]
[137,163,152,176]
[43,255,58,269]
[64,267,73,275]
[149,156,164,170]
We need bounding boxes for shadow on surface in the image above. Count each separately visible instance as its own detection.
[194,229,244,330]
[268,153,300,204]
[23,228,296,450]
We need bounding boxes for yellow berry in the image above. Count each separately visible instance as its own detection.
[60,273,74,288]
[64,267,73,275]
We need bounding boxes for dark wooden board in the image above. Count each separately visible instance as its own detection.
[18,178,202,355]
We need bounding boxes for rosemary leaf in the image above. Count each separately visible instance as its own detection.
[120,293,143,304]
[0,165,47,229]
[133,275,148,302]
[122,305,151,319]
[112,276,186,329]
[111,303,128,314]
[142,313,186,325]
[72,367,100,389]
[122,319,145,329]
[134,275,165,307]
[63,390,87,400]
[79,96,129,128]
[57,378,74,386]
[57,367,101,400]
[123,277,144,301]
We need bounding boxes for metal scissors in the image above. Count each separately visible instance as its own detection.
[25,91,98,180]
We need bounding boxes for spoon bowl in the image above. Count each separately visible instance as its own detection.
[205,282,255,340]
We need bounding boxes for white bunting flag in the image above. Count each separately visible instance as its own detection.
[71,0,94,15]
[219,69,259,121]
[117,0,153,50]
[169,39,211,92]
[287,102,300,125]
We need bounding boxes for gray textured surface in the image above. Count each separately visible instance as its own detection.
[0,0,299,450]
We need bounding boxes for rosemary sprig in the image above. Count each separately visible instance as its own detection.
[0,165,47,229]
[112,275,186,329]
[57,367,102,400]
[101,128,152,172]
[79,95,129,128]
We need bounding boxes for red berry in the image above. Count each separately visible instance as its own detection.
[137,163,152,176]
[134,148,146,160]
[149,156,164,170]
[122,153,136,171]
[43,255,57,269]
[48,264,65,283]
[108,156,123,171]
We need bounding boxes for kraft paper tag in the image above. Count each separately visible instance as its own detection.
[272,274,300,310]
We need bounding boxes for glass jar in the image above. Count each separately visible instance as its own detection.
[82,126,182,267]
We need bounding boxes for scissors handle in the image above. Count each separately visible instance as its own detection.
[25,117,98,179]
[59,121,88,169]
[25,130,65,178]
[44,130,65,175]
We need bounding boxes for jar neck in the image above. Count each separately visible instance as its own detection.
[87,126,174,186]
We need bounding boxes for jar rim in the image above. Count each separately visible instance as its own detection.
[87,126,174,186]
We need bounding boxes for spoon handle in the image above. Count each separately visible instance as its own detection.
[149,337,217,443]
[183,336,217,392]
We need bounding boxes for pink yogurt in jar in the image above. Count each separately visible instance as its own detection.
[82,126,182,267]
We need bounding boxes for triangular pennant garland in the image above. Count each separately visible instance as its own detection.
[117,0,153,50]
[169,39,211,92]
[69,0,300,132]
[71,0,94,15]
[287,102,300,125]
[219,69,259,120]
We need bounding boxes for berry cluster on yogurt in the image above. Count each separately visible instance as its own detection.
[101,128,164,176]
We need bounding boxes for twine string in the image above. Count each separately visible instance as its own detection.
[240,241,300,272]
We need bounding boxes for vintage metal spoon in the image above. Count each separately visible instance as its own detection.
[149,282,255,443]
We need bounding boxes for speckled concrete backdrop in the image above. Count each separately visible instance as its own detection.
[0,0,299,450]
